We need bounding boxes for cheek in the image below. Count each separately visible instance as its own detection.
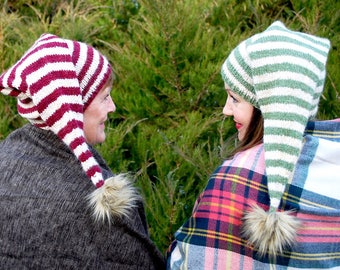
[243,106,254,126]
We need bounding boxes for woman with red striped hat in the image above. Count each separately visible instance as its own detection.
[0,33,165,269]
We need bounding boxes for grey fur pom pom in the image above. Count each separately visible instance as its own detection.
[242,204,301,257]
[87,174,141,223]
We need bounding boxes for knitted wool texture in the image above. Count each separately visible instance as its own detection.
[0,33,112,188]
[221,21,330,211]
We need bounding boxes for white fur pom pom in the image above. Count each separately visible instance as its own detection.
[87,174,141,223]
[242,204,301,257]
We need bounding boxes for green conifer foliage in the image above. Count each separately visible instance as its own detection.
[0,0,339,253]
[103,0,340,251]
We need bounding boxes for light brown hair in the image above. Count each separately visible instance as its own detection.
[228,107,263,158]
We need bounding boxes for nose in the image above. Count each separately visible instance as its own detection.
[222,96,233,116]
[107,96,116,113]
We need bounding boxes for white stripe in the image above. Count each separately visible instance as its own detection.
[1,87,31,101]
[30,119,46,125]
[18,108,40,120]
[250,41,328,66]
[83,61,108,104]
[251,28,330,54]
[40,94,82,119]
[78,44,100,91]
[81,155,99,172]
[49,110,83,133]
[258,87,313,103]
[261,103,310,117]
[269,197,281,209]
[73,140,90,157]
[266,150,301,163]
[26,62,75,87]
[13,47,70,87]
[251,55,322,77]
[0,88,15,96]
[265,119,306,133]
[32,78,80,104]
[254,71,317,89]
[1,69,11,88]
[17,101,34,110]
[264,135,303,149]
[228,42,253,84]
[62,127,84,146]
[267,181,286,193]
[221,62,257,101]
[91,171,103,185]
[73,41,87,78]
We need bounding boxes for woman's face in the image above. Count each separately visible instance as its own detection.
[222,85,254,141]
[83,80,116,145]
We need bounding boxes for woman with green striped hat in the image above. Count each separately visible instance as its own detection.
[167,21,340,269]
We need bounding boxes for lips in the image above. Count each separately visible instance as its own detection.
[235,122,242,130]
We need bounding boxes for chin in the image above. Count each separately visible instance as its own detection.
[98,134,106,143]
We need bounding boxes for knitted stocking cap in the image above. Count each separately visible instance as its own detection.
[221,21,330,256]
[0,33,112,188]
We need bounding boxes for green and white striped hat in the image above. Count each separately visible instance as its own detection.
[221,21,330,255]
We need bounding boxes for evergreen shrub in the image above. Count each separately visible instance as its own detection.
[0,0,339,253]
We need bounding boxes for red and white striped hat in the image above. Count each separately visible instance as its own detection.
[0,33,112,189]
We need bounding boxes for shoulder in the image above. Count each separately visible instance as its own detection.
[221,143,265,174]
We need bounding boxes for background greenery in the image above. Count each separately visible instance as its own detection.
[1,0,339,253]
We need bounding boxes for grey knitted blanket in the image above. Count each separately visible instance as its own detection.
[0,124,165,269]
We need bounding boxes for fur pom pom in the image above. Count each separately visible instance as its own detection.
[242,204,301,257]
[87,173,141,223]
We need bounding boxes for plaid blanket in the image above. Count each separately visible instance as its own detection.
[168,119,340,269]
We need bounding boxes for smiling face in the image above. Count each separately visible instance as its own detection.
[83,77,116,145]
[222,85,254,141]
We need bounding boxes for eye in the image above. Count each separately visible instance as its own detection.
[229,94,238,103]
[103,93,111,101]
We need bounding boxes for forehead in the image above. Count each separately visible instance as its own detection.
[225,85,243,100]
[100,72,113,91]
[106,72,114,87]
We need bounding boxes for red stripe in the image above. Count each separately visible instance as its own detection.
[17,103,37,115]
[87,165,102,178]
[32,73,80,111]
[41,103,82,131]
[23,56,74,95]
[96,180,104,188]
[84,62,111,109]
[82,55,103,96]
[78,149,93,162]
[69,136,86,151]
[71,41,81,68]
[7,40,69,91]
[19,97,32,104]
[77,45,93,86]
[58,119,84,140]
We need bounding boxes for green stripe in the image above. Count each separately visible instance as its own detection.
[225,55,253,92]
[265,127,303,138]
[256,79,316,94]
[262,112,308,123]
[269,189,286,200]
[250,48,326,70]
[265,173,288,185]
[265,143,301,156]
[265,23,330,50]
[252,34,329,57]
[266,159,296,172]
[259,95,313,109]
[253,62,320,82]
